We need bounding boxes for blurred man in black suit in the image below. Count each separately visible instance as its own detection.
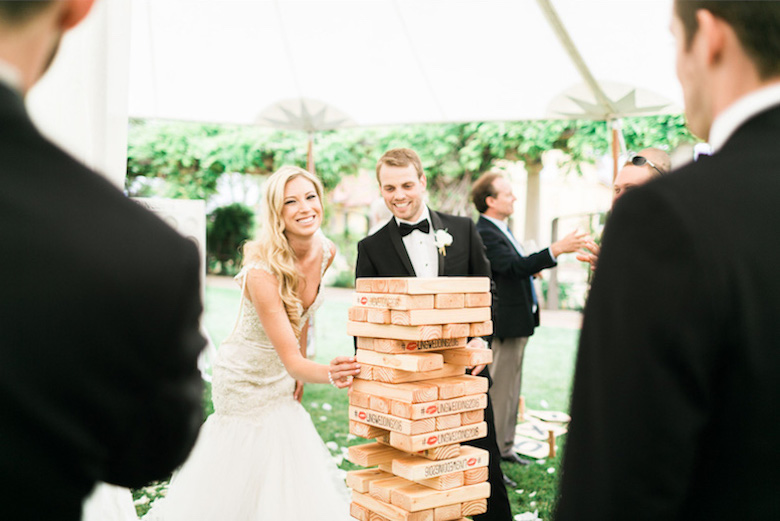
[557,2,780,519]
[0,2,205,518]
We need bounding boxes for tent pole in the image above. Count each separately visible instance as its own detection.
[307,132,315,174]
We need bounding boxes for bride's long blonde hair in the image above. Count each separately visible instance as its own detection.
[243,166,324,338]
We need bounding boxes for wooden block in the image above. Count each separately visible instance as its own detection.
[433,503,462,521]
[415,444,461,461]
[391,482,491,512]
[356,277,490,295]
[369,395,393,414]
[357,349,444,372]
[350,406,436,435]
[349,306,369,322]
[389,422,488,452]
[548,429,557,458]
[352,491,434,521]
[354,293,435,310]
[357,337,468,354]
[463,467,489,485]
[464,292,491,308]
[435,414,461,430]
[391,308,490,326]
[393,394,487,420]
[444,375,488,395]
[460,498,488,516]
[441,348,493,366]
[369,512,392,521]
[460,410,484,425]
[392,446,489,481]
[348,321,443,341]
[434,293,465,309]
[425,378,465,400]
[350,420,390,440]
[371,476,415,503]
[469,320,493,337]
[348,468,395,493]
[441,323,470,338]
[417,471,464,491]
[371,364,466,385]
[354,365,374,381]
[351,501,370,520]
[368,308,393,324]
[348,441,408,467]
[352,379,439,403]
[349,390,372,409]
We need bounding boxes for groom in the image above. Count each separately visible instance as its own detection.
[356,148,513,520]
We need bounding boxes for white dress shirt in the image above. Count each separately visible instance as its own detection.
[709,82,780,152]
[397,206,438,278]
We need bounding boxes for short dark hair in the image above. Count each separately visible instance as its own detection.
[376,148,424,183]
[0,1,54,24]
[675,0,780,79]
[471,172,502,214]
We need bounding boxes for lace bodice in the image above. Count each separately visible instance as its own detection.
[212,235,332,418]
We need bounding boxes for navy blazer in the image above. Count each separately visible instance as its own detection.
[476,216,556,338]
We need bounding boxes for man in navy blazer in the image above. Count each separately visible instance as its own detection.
[356,148,513,521]
[557,2,780,518]
[472,172,586,464]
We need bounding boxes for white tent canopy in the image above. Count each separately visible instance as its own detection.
[28,0,683,188]
[128,0,681,127]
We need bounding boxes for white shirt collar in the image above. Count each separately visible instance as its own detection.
[481,213,508,231]
[395,205,431,227]
[709,82,780,152]
[0,58,23,94]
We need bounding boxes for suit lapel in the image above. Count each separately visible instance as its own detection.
[430,210,446,276]
[480,216,519,256]
[387,219,416,276]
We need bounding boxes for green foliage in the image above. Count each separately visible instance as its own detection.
[206,203,255,276]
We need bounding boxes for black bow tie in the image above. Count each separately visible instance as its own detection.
[398,220,430,236]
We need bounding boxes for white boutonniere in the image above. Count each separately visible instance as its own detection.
[433,229,453,256]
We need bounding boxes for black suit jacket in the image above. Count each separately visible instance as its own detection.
[356,209,491,279]
[476,216,556,338]
[0,84,205,519]
[557,104,780,520]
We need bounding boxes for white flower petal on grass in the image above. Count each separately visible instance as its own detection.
[529,501,537,509]
[528,491,537,498]
[134,496,150,506]
[310,402,319,409]
[332,455,344,465]
[325,441,339,451]
[346,434,357,441]
[536,459,546,465]
[547,467,556,474]
[515,489,524,494]
[540,399,549,409]
[319,415,327,421]
[322,403,333,411]
[514,511,541,521]
[341,447,350,456]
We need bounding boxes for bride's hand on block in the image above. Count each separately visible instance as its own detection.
[328,356,360,388]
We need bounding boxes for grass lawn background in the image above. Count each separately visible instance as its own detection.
[135,284,580,520]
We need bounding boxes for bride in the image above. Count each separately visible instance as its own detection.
[144,166,359,520]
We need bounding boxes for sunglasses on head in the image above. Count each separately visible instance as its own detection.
[629,155,665,177]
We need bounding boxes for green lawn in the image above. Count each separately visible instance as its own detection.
[136,285,580,519]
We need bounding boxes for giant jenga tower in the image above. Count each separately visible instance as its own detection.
[346,277,494,521]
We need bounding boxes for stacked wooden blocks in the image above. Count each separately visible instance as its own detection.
[346,277,494,521]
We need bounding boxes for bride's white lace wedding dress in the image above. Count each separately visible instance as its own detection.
[145,237,350,520]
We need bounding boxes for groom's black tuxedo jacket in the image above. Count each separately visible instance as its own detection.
[356,209,491,279]
[356,207,513,521]
[0,84,205,519]
[476,216,556,339]
[558,104,780,520]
